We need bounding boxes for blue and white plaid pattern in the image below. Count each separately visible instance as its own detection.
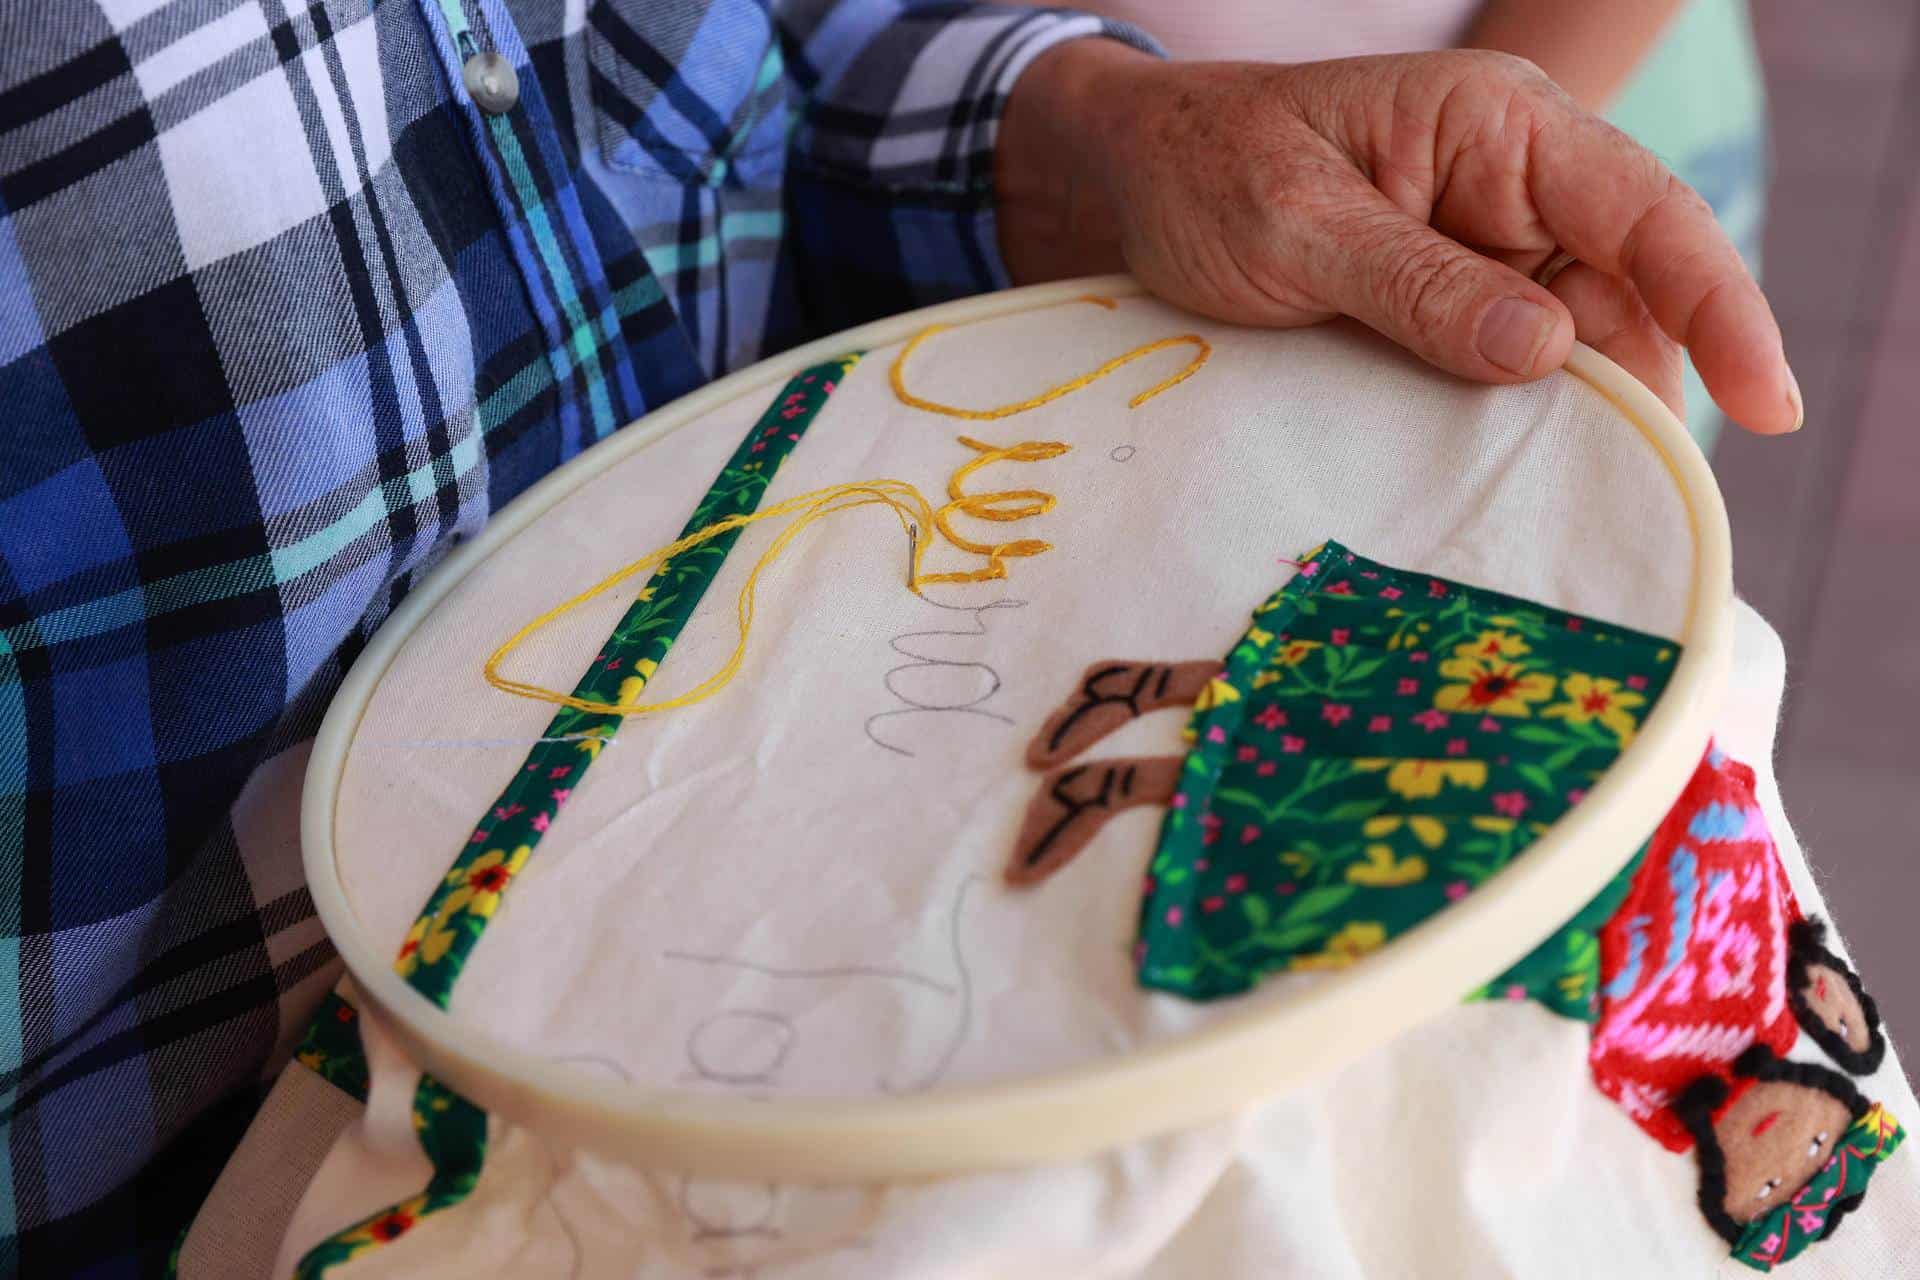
[0,2,1153,1272]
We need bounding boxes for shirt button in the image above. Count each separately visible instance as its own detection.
[463,51,519,115]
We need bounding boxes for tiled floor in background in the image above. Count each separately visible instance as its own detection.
[1715,0,1919,1078]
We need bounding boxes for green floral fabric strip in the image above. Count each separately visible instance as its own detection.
[293,355,860,1278]
[398,352,861,1008]
[294,992,372,1103]
[1733,1105,1905,1272]
[292,1076,488,1279]
[1138,541,1680,1000]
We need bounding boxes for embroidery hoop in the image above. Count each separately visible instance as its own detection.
[303,276,1732,1180]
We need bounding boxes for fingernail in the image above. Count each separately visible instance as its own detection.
[1478,298,1554,376]
[1785,365,1804,432]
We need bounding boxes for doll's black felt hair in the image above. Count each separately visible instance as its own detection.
[1674,1044,1871,1247]
[1787,917,1887,1076]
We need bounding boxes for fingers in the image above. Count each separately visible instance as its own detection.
[1288,182,1576,384]
[1548,262,1687,419]
[1527,109,1799,433]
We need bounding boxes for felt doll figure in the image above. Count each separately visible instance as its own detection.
[1585,749,1907,1270]
[1676,1046,1868,1247]
[1674,1044,1905,1270]
[1787,918,1887,1077]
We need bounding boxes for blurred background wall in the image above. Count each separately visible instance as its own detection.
[1717,0,1920,1077]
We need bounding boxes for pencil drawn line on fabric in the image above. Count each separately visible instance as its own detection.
[865,595,1026,757]
[660,875,981,1095]
[591,877,983,1270]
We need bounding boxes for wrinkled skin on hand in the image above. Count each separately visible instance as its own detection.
[998,45,1798,435]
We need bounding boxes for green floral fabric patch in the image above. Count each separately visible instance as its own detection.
[294,992,372,1103]
[1137,541,1679,1000]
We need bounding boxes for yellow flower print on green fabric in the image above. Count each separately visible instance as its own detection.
[440,846,531,921]
[1433,653,1555,717]
[1271,638,1321,668]
[1363,814,1446,847]
[395,915,457,979]
[1290,921,1386,971]
[339,1195,428,1251]
[1348,814,1442,887]
[1192,676,1242,711]
[613,662,659,708]
[1542,672,1648,744]
[1355,758,1489,800]
[1347,845,1428,887]
[1458,629,1532,660]
[1134,540,1680,1003]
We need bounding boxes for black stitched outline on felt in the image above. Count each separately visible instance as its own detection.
[1675,1044,1872,1247]
[1786,917,1888,1077]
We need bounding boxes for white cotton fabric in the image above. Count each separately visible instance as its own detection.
[333,300,1693,1096]
[225,604,1920,1279]
[215,298,1920,1276]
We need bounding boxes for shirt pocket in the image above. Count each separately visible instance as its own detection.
[586,0,791,189]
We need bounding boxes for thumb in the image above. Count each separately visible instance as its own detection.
[1298,187,1575,383]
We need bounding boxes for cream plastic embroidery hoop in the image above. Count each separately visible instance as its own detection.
[303,276,1733,1181]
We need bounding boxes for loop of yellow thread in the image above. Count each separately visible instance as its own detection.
[491,308,1217,715]
[888,324,1210,421]
[485,481,939,717]
[922,435,1069,582]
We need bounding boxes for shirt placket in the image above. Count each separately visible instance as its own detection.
[411,0,705,458]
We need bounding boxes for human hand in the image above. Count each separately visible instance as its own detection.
[996,43,1797,433]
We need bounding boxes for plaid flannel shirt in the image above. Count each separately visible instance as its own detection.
[0,2,1153,1272]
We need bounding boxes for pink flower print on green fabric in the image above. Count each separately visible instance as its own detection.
[1135,541,1681,1001]
[398,352,861,1010]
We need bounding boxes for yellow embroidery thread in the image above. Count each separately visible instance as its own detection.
[919,436,1069,586]
[488,311,1213,716]
[485,480,954,717]
[888,323,1210,420]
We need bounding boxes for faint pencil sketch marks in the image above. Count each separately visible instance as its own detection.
[881,875,978,1094]
[687,1011,797,1086]
[865,596,1025,757]
[661,875,981,1095]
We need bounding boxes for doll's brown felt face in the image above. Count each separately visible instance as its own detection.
[1800,962,1873,1054]
[1714,1080,1853,1222]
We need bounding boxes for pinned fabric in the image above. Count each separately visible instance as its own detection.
[1590,749,1802,1152]
[1731,1104,1905,1272]
[1122,541,1679,999]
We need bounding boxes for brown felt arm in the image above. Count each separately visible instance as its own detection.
[1026,660,1218,771]
[1007,756,1183,886]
